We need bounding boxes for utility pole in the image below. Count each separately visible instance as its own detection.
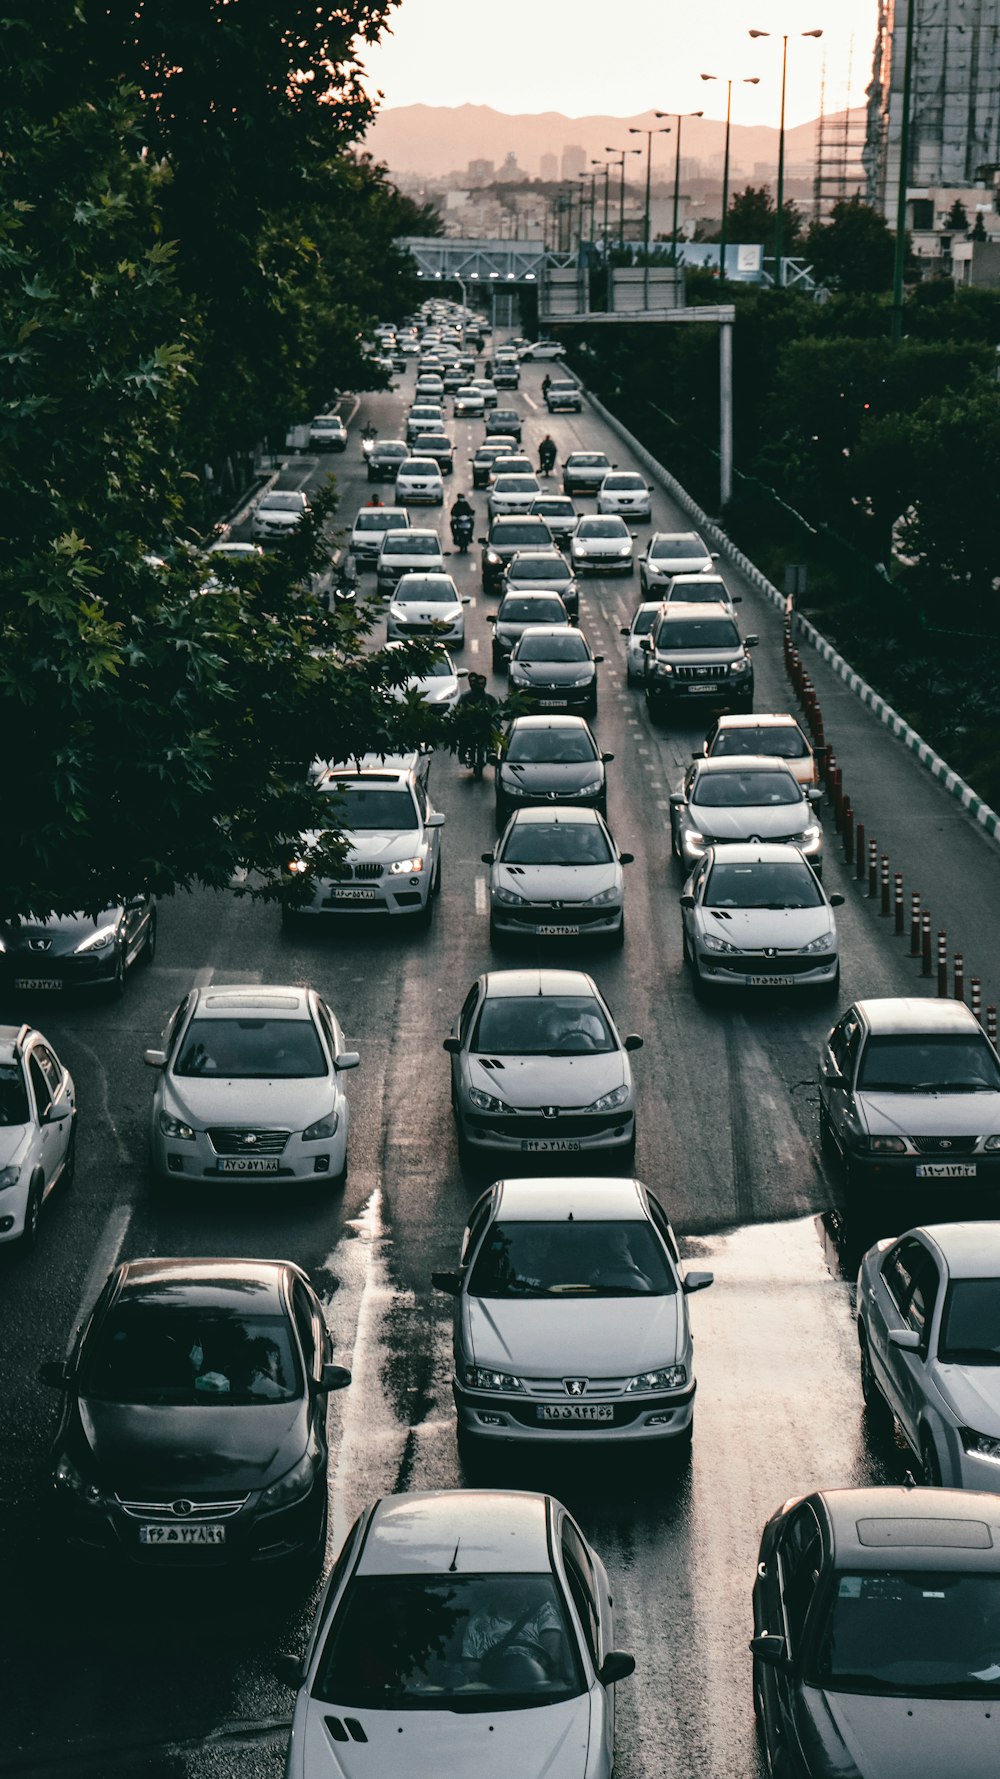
[629,124,671,309]
[891,0,918,342]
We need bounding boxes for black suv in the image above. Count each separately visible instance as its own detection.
[480,515,554,594]
[642,600,758,722]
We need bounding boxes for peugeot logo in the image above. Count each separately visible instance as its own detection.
[564,1379,587,1396]
[542,1106,559,1119]
[240,1133,258,1147]
[28,938,52,952]
[171,1499,194,1517]
[764,947,777,958]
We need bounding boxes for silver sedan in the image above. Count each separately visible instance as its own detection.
[484,807,630,945]
[680,843,842,995]
[670,755,824,874]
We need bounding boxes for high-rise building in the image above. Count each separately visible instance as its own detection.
[561,144,586,181]
[539,152,559,182]
[467,158,495,184]
[866,0,1000,213]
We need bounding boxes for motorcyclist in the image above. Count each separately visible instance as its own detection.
[361,422,376,442]
[450,491,475,548]
[451,492,474,523]
[538,434,557,475]
[454,672,498,776]
[366,490,383,506]
[541,373,552,399]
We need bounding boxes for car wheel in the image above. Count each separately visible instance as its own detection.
[921,1434,942,1486]
[141,909,157,966]
[19,1177,43,1252]
[691,959,708,1000]
[666,1418,693,1469]
[859,1330,893,1436]
[671,819,682,861]
[588,695,598,718]
[491,649,503,672]
[494,801,507,833]
[681,923,692,965]
[329,1153,348,1191]
[612,912,625,949]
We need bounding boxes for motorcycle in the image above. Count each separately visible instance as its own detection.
[450,511,475,551]
[360,431,376,462]
[538,446,556,477]
[459,737,488,780]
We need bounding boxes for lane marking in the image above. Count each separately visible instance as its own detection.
[469,637,479,654]
[68,1204,133,1354]
[656,800,671,810]
[474,876,488,915]
[523,393,539,412]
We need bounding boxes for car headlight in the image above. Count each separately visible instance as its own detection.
[504,777,528,795]
[0,938,5,952]
[655,662,674,675]
[464,1366,523,1393]
[159,1111,196,1141]
[585,1082,630,1114]
[730,656,750,674]
[75,924,118,954]
[867,1136,906,1154]
[960,1427,1000,1463]
[468,1086,510,1114]
[625,1365,687,1393]
[579,778,604,796]
[585,884,620,906]
[495,884,529,905]
[390,856,425,874]
[984,1136,1000,1151]
[618,545,631,557]
[260,1437,321,1511]
[799,824,822,852]
[54,1453,103,1505]
[287,858,309,875]
[486,551,500,565]
[701,930,741,953]
[682,830,707,854]
[568,671,593,686]
[303,1111,340,1141]
[800,931,834,955]
[0,1164,21,1191]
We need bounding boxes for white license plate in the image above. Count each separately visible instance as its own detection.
[521,1138,582,1152]
[218,1157,281,1173]
[538,1404,614,1423]
[537,925,580,936]
[139,1523,226,1545]
[685,684,719,694]
[14,977,62,990]
[748,975,796,987]
[916,1162,978,1178]
[539,699,567,708]
[329,888,377,901]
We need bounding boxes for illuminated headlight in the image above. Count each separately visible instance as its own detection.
[465,1366,523,1392]
[390,856,425,874]
[799,825,822,854]
[0,1165,21,1191]
[868,1136,906,1154]
[655,662,673,676]
[287,859,309,875]
[389,605,406,621]
[54,1453,103,1505]
[0,938,5,952]
[260,1437,320,1511]
[701,930,740,953]
[487,551,501,565]
[585,1083,630,1114]
[495,884,529,905]
[682,830,707,855]
[579,778,603,796]
[75,924,117,954]
[159,1111,195,1141]
[468,1086,510,1114]
[730,656,750,674]
[617,545,631,557]
[961,1427,1000,1463]
[800,931,834,955]
[625,1365,687,1393]
[984,1136,1000,1151]
[303,1112,340,1141]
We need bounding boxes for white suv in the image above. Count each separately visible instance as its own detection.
[0,1023,76,1249]
[289,765,445,925]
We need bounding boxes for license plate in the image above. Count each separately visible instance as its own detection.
[218,1156,281,1173]
[521,1138,582,1152]
[14,977,62,991]
[748,975,796,987]
[915,1162,978,1178]
[537,925,580,936]
[328,888,377,901]
[539,699,567,708]
[538,1404,614,1423]
[139,1524,226,1545]
[686,684,719,693]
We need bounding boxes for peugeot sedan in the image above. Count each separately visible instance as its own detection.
[570,517,635,576]
[488,591,570,670]
[281,1489,634,1779]
[394,457,444,507]
[669,756,824,873]
[680,844,842,995]
[596,473,652,521]
[445,969,641,1165]
[375,529,446,597]
[503,549,579,621]
[386,642,465,710]
[563,452,614,497]
[367,439,409,483]
[349,505,410,567]
[529,494,580,544]
[494,716,613,828]
[434,1176,712,1456]
[488,474,542,519]
[639,531,715,596]
[251,490,310,542]
[508,626,602,718]
[0,898,156,997]
[483,807,630,945]
[481,515,554,592]
[386,572,469,647]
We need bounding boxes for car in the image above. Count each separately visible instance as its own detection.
[493,716,613,828]
[508,625,602,719]
[545,378,582,413]
[659,574,739,614]
[405,406,444,446]
[144,983,360,1187]
[529,494,579,544]
[376,528,446,597]
[434,1175,711,1453]
[639,531,715,596]
[445,969,641,1165]
[643,601,758,720]
[596,472,652,520]
[442,365,465,392]
[492,360,521,390]
[410,433,454,475]
[0,1023,75,1250]
[520,338,567,360]
[414,376,444,401]
[857,1221,1000,1488]
[291,764,445,924]
[680,843,842,996]
[386,572,469,647]
[251,489,310,542]
[40,1256,351,1568]
[0,897,156,997]
[563,452,613,496]
[702,713,821,788]
[472,377,498,408]
[483,807,630,944]
[486,407,523,443]
[207,539,264,560]
[486,452,534,482]
[488,473,542,519]
[570,516,635,576]
[367,439,410,483]
[481,514,554,593]
[503,548,579,621]
[818,998,1000,1195]
[386,642,465,710]
[454,385,486,417]
[620,602,661,684]
[280,1488,634,1779]
[307,413,347,452]
[395,457,444,507]
[472,440,518,489]
[488,590,571,670]
[751,1484,1000,1779]
[670,756,824,873]
[348,505,410,566]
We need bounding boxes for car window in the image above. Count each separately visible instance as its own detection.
[654,618,740,651]
[712,724,808,760]
[83,1304,303,1404]
[461,1192,494,1265]
[510,559,571,582]
[471,994,615,1057]
[458,984,480,1043]
[939,1279,1000,1362]
[813,1570,1000,1697]
[468,1219,675,1299]
[561,1523,600,1665]
[498,598,565,623]
[291,1279,319,1374]
[0,1061,30,1127]
[577,519,628,538]
[631,609,658,636]
[314,1000,339,1061]
[174,1017,327,1080]
[516,634,588,663]
[778,1504,823,1651]
[28,1054,53,1119]
[883,1236,937,1337]
[691,770,801,809]
[857,1032,1000,1093]
[830,1015,861,1078]
[33,1042,63,1095]
[645,1194,681,1262]
[324,785,420,829]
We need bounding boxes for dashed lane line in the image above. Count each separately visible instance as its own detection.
[474,876,488,915]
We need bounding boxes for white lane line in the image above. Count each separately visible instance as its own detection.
[650,779,663,788]
[468,596,477,608]
[637,747,651,756]
[68,1204,133,1354]
[469,637,479,654]
[474,876,488,914]
[523,393,539,411]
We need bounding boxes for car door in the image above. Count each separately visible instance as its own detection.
[820,1009,863,1154]
[757,1503,824,1773]
[292,1277,329,1459]
[560,1515,613,1767]
[453,982,482,1100]
[867,1236,940,1448]
[27,1047,68,1193]
[682,857,708,951]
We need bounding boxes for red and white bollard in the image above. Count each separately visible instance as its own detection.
[987,1006,998,1048]
[909,892,921,957]
[894,874,905,936]
[937,931,948,998]
[921,911,933,977]
[880,855,891,916]
[868,838,878,899]
[953,954,965,1003]
[971,978,982,1024]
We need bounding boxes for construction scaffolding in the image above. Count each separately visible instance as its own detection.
[813,45,867,221]
[866,0,1000,214]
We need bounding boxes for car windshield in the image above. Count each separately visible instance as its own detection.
[470,1219,674,1298]
[666,581,729,605]
[568,456,609,469]
[313,1573,583,1713]
[506,727,597,764]
[355,512,402,532]
[692,771,801,808]
[82,1305,302,1405]
[604,476,643,490]
[704,859,822,908]
[174,1017,326,1079]
[939,1280,1000,1362]
[650,537,707,561]
[578,520,627,538]
[494,477,538,492]
[327,785,420,830]
[261,494,303,512]
[417,438,450,452]
[385,537,439,556]
[421,657,454,679]
[493,524,550,545]
[395,581,456,604]
[857,1033,1000,1093]
[517,634,588,663]
[501,821,611,865]
[655,619,740,650]
[498,599,565,624]
[712,725,808,760]
[401,461,439,475]
[812,1571,1000,1698]
[472,994,615,1056]
[0,1063,29,1127]
[511,559,570,582]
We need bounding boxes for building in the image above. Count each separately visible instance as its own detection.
[561,144,586,181]
[495,151,521,184]
[866,0,1000,214]
[539,153,558,182]
[467,159,495,184]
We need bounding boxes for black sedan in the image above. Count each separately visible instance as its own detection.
[40,1256,350,1569]
[489,592,570,670]
[752,1485,1000,1778]
[493,715,613,829]
[508,625,602,716]
[0,898,156,998]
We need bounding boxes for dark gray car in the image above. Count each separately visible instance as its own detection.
[489,592,570,669]
[493,715,612,828]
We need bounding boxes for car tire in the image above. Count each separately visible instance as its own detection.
[682,924,693,964]
[612,912,625,949]
[19,1176,43,1252]
[494,802,507,833]
[859,1329,893,1436]
[920,1433,942,1486]
[141,910,157,967]
[587,695,598,719]
[416,892,434,931]
[691,960,708,1000]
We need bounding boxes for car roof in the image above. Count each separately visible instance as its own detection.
[324,767,413,790]
[508,713,590,729]
[358,1490,553,1576]
[704,842,814,865]
[694,754,795,774]
[495,1176,646,1221]
[515,623,581,639]
[670,573,726,586]
[853,998,984,1036]
[499,591,566,606]
[714,713,801,730]
[482,968,597,999]
[383,529,440,543]
[508,549,565,564]
[193,985,312,1020]
[814,1487,1000,1571]
[912,1222,1000,1278]
[651,531,705,545]
[115,1256,291,1312]
[353,506,408,522]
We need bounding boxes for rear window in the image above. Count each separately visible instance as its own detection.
[567,455,609,469]
[384,535,440,556]
[711,724,808,760]
[492,522,552,545]
[498,597,566,623]
[355,511,405,533]
[650,535,708,562]
[510,558,570,582]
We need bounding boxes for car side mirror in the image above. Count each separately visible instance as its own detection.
[888,1328,922,1352]
[624,1035,643,1052]
[477,536,487,544]
[711,550,719,559]
[829,893,845,907]
[820,1057,842,1082]
[593,654,605,664]
[750,1635,789,1670]
[426,812,446,828]
[443,1036,462,1054]
[619,852,634,865]
[679,893,695,909]
[481,851,495,864]
[639,638,651,652]
[143,1048,167,1069]
[691,750,702,760]
[431,1270,462,1296]
[745,635,759,648]
[461,596,471,605]
[601,752,614,763]
[683,1270,715,1294]
[732,593,742,603]
[45,1099,73,1125]
[598,1650,635,1686]
[486,613,497,624]
[273,1654,304,1689]
[806,787,823,803]
[335,1051,361,1072]
[124,895,147,910]
[39,1360,70,1389]
[318,1363,352,1393]
[669,793,685,808]
[620,626,630,637]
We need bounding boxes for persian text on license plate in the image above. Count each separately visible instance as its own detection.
[218,1157,281,1174]
[537,925,580,937]
[538,1404,614,1423]
[139,1524,225,1545]
[748,975,796,987]
[328,889,377,902]
[916,1162,977,1178]
[14,978,62,991]
[521,1138,581,1152]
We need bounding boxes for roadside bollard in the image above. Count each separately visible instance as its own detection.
[880,855,891,916]
[894,875,904,936]
[971,978,982,1023]
[988,1006,998,1048]
[856,821,866,882]
[921,911,933,976]
[842,801,854,862]
[954,954,965,1003]
[909,892,921,956]
[868,838,878,899]
[937,932,948,998]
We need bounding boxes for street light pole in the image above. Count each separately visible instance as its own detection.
[629,124,671,309]
[891,0,918,342]
[605,146,642,252]
[749,28,822,290]
[701,75,759,280]
[656,110,704,266]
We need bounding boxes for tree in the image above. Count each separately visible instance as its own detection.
[725,186,802,253]
[945,198,969,231]
[970,211,987,242]
[804,197,897,294]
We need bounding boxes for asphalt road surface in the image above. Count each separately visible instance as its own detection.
[0,350,980,1779]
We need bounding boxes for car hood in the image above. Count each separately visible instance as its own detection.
[495,864,618,902]
[646,559,711,577]
[0,912,120,956]
[855,1090,1000,1138]
[511,663,594,687]
[573,537,629,552]
[392,603,461,623]
[467,1052,626,1109]
[798,1684,1000,1779]
[164,1075,331,1129]
[690,804,808,842]
[932,1363,1000,1434]
[467,1294,682,1375]
[381,556,444,573]
[694,907,832,948]
[257,509,301,525]
[294,1694,594,1779]
[0,1127,28,1169]
[77,1398,307,1493]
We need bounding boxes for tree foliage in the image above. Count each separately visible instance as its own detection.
[804,197,897,294]
[725,185,802,253]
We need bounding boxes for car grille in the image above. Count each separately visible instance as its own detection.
[521,1376,630,1397]
[506,1403,644,1429]
[467,1112,630,1139]
[116,1493,250,1519]
[670,663,734,680]
[707,953,835,976]
[505,907,612,928]
[326,861,382,882]
[911,1135,979,1155]
[208,1128,289,1157]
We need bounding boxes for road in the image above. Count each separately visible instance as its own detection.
[0,347,972,1778]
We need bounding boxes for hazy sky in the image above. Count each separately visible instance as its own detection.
[360,0,880,128]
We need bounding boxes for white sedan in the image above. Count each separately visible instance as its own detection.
[484,806,630,945]
[251,490,310,541]
[386,642,465,709]
[596,473,652,520]
[570,517,635,575]
[395,457,444,506]
[488,473,542,519]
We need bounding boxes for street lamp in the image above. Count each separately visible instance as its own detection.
[591,159,612,261]
[654,110,704,266]
[749,27,823,290]
[891,0,918,342]
[605,146,643,250]
[700,75,759,281]
[629,124,671,309]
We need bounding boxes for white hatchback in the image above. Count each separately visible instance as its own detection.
[488,473,542,519]
[387,572,468,646]
[395,457,444,506]
[596,472,652,520]
[0,1023,76,1249]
